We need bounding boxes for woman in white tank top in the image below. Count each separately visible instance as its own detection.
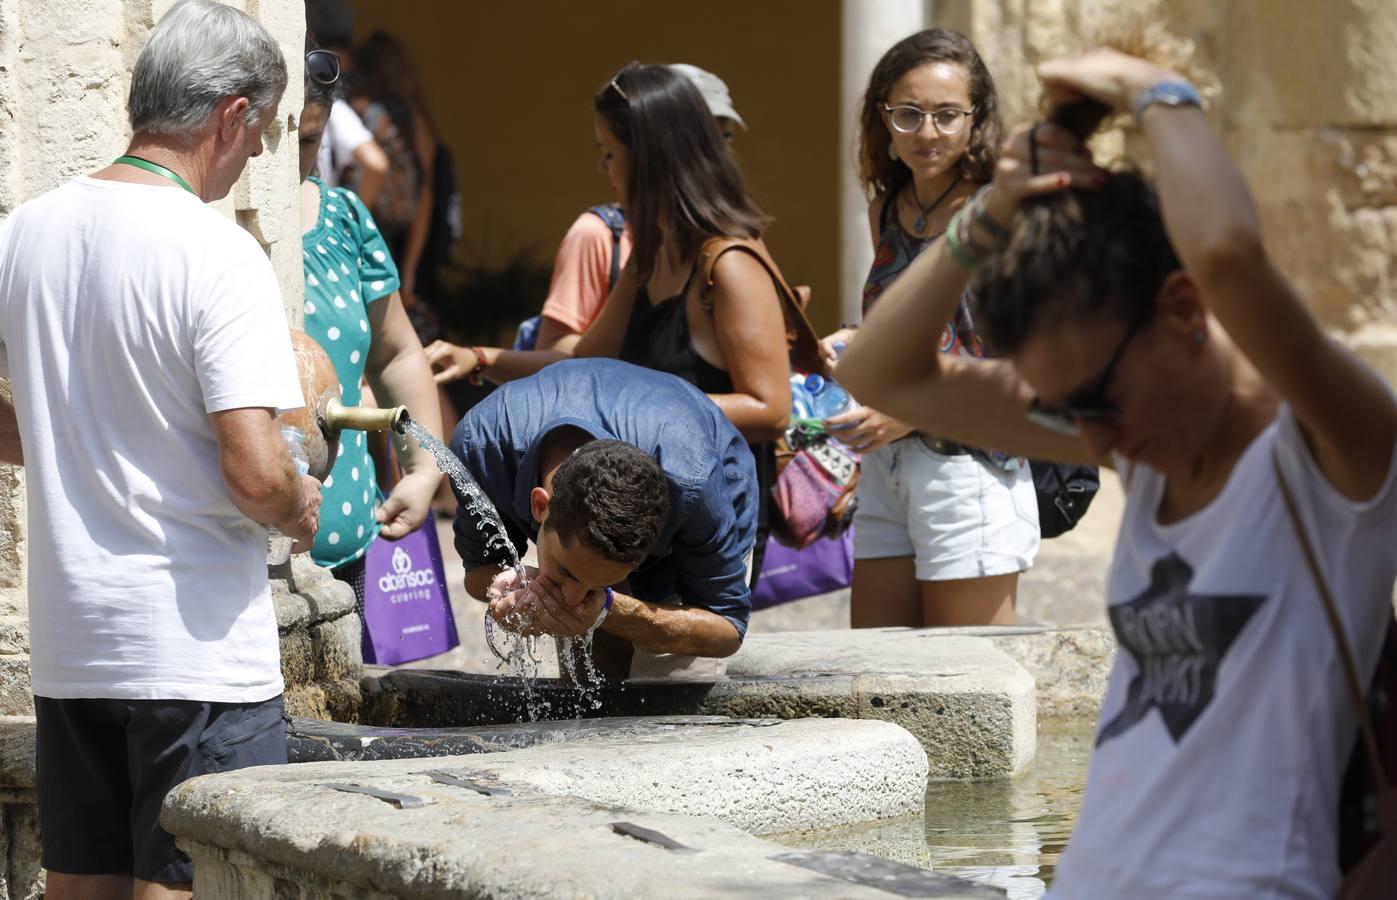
[837,47,1397,899]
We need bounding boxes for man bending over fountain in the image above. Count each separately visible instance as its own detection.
[451,358,757,678]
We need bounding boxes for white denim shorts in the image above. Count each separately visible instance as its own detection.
[853,437,1040,581]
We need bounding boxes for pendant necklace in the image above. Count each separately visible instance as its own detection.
[910,174,962,233]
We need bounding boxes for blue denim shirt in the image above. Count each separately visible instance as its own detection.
[449,359,757,638]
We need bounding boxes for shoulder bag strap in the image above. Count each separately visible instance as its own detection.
[1273,449,1389,794]
[698,237,829,379]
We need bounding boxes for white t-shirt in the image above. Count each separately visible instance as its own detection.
[1051,406,1397,898]
[0,176,304,703]
[315,99,373,187]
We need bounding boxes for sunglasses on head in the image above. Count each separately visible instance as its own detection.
[305,49,341,86]
[1025,312,1153,437]
[606,60,640,103]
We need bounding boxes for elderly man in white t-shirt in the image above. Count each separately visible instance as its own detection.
[0,2,319,896]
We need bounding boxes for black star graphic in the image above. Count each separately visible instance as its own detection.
[1097,553,1267,746]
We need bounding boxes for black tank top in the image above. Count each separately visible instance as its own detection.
[618,265,774,580]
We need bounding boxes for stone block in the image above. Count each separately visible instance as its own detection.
[0,657,30,717]
[987,627,1116,719]
[284,678,361,723]
[163,719,949,899]
[1230,126,1397,328]
[1,800,42,900]
[278,627,314,688]
[722,629,1038,779]
[0,464,23,595]
[0,617,27,656]
[0,717,36,790]
[1228,0,1397,130]
[311,613,362,683]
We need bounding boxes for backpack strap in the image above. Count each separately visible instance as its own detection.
[588,204,627,292]
[698,237,829,378]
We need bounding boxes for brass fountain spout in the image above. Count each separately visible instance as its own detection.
[319,398,411,435]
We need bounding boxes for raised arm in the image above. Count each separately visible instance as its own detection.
[1038,49,1397,498]
[838,127,1104,467]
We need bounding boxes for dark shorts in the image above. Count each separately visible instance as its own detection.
[34,693,287,883]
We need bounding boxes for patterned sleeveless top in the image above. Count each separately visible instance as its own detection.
[863,189,985,357]
[862,187,1019,470]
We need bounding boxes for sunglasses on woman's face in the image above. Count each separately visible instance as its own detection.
[1026,313,1152,437]
[305,50,341,86]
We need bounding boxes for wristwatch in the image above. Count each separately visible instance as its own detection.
[1133,80,1202,127]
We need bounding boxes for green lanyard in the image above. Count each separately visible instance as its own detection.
[112,155,197,196]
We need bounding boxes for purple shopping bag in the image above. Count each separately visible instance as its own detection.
[361,520,459,665]
[751,529,854,611]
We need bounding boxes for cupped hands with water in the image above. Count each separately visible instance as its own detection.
[486,565,607,638]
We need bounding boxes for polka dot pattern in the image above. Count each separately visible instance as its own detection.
[302,177,399,569]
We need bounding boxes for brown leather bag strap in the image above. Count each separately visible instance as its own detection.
[1273,449,1389,794]
[698,237,830,378]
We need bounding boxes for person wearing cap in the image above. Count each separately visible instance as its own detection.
[422,63,746,384]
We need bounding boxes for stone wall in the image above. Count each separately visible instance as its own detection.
[0,0,309,714]
[936,0,1397,378]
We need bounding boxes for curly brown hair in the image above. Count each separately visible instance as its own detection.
[857,29,1002,199]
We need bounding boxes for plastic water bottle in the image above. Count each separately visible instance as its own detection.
[267,426,311,565]
[804,374,855,420]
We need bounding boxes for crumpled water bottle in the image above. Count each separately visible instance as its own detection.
[804,374,855,421]
[267,426,311,565]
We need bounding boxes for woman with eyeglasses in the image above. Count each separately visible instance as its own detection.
[830,29,1039,630]
[296,44,444,602]
[838,47,1397,898]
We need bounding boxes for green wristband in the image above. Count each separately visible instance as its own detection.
[944,209,979,271]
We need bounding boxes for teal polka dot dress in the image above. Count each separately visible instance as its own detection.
[302,177,400,569]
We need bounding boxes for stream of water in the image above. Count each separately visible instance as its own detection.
[400,421,606,717]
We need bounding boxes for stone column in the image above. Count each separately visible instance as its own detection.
[838,0,928,326]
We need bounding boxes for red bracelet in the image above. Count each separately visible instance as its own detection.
[465,346,490,386]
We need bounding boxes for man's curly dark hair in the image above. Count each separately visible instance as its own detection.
[970,171,1182,355]
[547,440,669,566]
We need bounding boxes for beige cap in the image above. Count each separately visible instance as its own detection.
[669,63,747,131]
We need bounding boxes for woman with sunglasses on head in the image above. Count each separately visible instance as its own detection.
[830,29,1038,630]
[297,44,444,602]
[566,61,794,581]
[838,47,1397,898]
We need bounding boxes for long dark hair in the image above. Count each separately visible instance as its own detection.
[858,29,1002,198]
[594,63,767,281]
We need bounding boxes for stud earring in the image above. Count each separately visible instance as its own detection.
[1193,331,1207,345]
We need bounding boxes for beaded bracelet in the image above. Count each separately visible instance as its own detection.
[944,208,979,270]
[968,192,1010,245]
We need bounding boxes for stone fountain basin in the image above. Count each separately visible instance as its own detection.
[355,626,1117,780]
[161,717,1007,898]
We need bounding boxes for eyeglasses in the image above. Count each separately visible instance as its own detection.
[883,103,974,136]
[1026,313,1153,437]
[305,50,341,86]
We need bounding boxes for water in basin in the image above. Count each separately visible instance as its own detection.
[770,718,1094,899]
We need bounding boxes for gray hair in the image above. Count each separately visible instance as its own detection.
[127,0,289,136]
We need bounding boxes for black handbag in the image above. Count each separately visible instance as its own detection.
[1030,460,1099,539]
